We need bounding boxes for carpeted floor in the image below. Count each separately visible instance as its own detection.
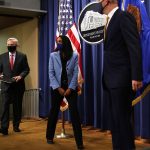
[0,119,150,150]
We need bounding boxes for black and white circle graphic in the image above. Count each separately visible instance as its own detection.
[78,2,107,44]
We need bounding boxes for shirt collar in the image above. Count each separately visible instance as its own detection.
[108,7,119,20]
[9,51,16,57]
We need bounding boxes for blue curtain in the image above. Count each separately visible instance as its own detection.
[73,0,108,128]
[120,0,150,139]
[39,0,59,117]
[142,0,150,138]
[145,0,150,17]
[39,0,108,129]
[134,0,150,139]
[39,0,150,137]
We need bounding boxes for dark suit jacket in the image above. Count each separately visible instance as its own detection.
[103,9,143,88]
[0,51,30,92]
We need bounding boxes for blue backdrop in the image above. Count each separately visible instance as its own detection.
[145,0,150,17]
[39,0,150,138]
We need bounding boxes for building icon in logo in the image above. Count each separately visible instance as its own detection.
[81,11,107,31]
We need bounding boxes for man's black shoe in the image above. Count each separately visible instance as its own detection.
[77,145,84,150]
[13,128,21,132]
[0,128,8,135]
[47,139,54,144]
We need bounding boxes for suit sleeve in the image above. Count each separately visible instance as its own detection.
[20,54,30,78]
[120,12,143,81]
[68,54,78,90]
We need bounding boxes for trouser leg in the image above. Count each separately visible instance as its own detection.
[67,91,83,147]
[1,92,10,130]
[13,91,24,128]
[46,89,63,140]
[108,87,135,150]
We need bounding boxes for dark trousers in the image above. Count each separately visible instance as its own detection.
[1,88,24,130]
[46,89,83,147]
[105,87,135,150]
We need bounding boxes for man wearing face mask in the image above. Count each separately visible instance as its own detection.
[99,0,143,149]
[0,38,30,135]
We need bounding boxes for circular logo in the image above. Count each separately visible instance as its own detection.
[78,2,107,44]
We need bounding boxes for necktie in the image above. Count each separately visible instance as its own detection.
[104,16,109,40]
[10,54,14,70]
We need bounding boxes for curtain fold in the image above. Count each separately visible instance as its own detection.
[145,0,150,17]
[39,0,150,138]
[39,0,59,117]
[134,93,150,138]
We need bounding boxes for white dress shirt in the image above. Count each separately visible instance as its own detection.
[106,6,119,28]
[9,52,16,65]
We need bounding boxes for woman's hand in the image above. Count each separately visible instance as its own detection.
[57,87,65,96]
[64,88,71,97]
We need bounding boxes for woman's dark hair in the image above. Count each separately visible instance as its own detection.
[56,35,73,60]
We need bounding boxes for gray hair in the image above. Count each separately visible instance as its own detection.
[7,37,19,46]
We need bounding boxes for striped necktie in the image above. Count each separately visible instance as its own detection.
[10,54,14,70]
[104,16,109,40]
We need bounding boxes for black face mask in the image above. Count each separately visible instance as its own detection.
[57,43,63,50]
[7,46,17,53]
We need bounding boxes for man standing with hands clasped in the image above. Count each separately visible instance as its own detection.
[0,37,30,135]
[99,0,143,149]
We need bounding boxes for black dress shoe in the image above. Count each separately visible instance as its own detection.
[47,139,54,144]
[0,128,8,135]
[13,128,21,132]
[77,145,84,150]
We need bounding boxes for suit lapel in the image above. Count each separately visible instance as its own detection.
[55,51,62,66]
[55,51,72,67]
[13,51,18,71]
[105,9,120,42]
[67,59,71,67]
[5,52,11,70]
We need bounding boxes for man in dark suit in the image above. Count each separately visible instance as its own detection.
[100,0,143,149]
[0,37,30,135]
